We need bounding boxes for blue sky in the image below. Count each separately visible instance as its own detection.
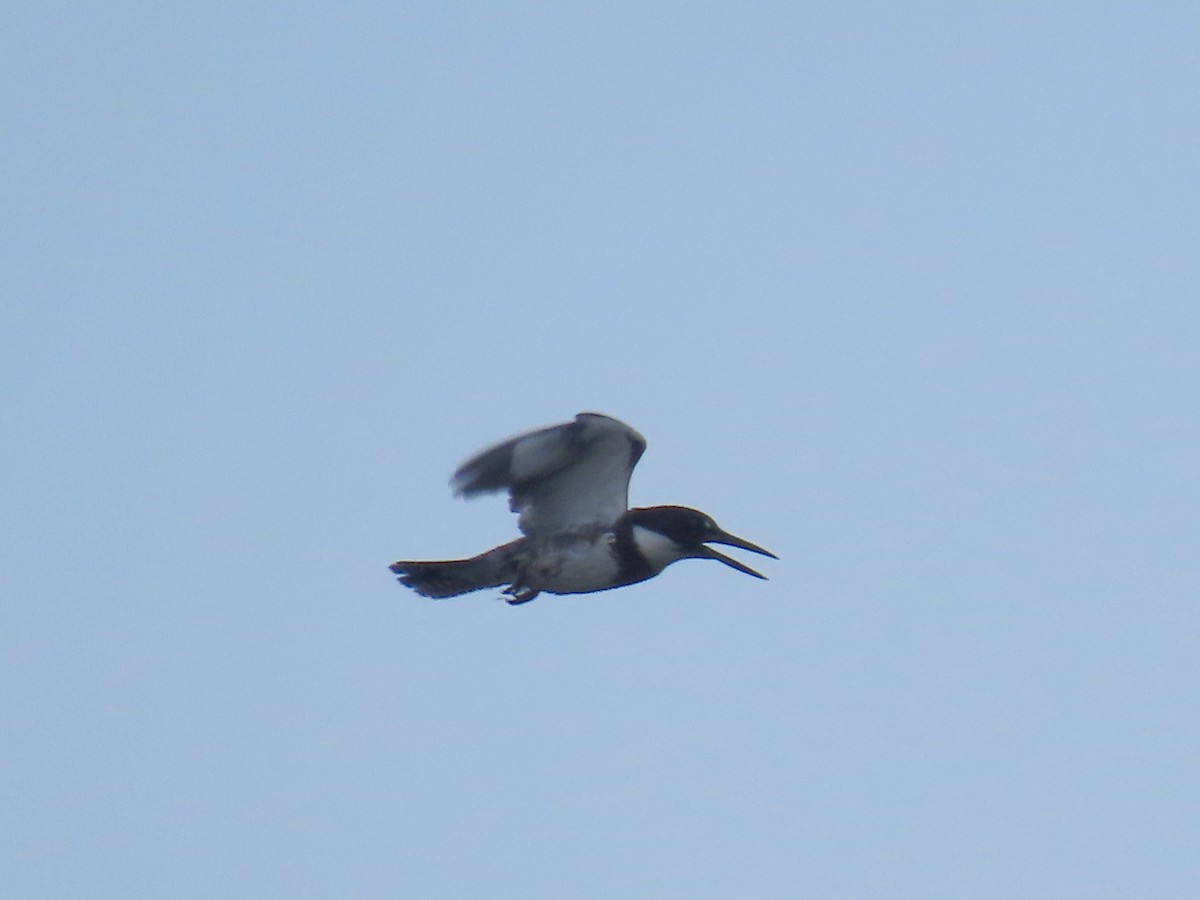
[3,3,1197,898]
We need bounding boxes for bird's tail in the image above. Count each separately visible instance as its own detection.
[389,540,523,598]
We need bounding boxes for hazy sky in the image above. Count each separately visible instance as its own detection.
[3,3,1197,898]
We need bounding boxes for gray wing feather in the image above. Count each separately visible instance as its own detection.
[451,413,646,534]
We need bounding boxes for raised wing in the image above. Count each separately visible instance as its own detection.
[450,413,646,535]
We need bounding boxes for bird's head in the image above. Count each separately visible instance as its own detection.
[627,505,778,579]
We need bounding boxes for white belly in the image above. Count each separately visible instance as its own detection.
[526,534,621,594]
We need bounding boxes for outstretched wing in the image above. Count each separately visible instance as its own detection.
[450,413,646,535]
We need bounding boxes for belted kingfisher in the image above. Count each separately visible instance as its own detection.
[389,413,776,605]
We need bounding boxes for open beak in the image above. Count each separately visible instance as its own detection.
[700,530,778,580]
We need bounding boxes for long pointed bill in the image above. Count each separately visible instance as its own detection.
[699,545,768,579]
[699,530,778,580]
[710,530,778,559]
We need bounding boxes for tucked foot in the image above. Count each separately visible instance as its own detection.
[503,585,540,605]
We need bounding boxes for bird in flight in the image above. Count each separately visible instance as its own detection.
[389,413,776,605]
